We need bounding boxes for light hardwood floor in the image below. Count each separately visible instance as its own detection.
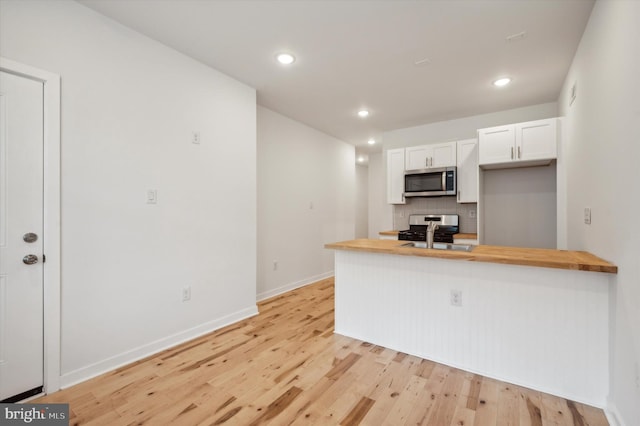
[37,277,608,425]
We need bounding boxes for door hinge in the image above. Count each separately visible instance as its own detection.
[43,254,46,263]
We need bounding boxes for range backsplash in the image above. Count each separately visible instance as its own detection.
[393,197,477,233]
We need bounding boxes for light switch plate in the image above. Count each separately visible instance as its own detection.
[146,189,157,204]
[584,207,591,224]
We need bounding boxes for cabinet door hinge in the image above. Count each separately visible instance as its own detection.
[43,254,46,263]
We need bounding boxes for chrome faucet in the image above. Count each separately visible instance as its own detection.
[425,221,439,249]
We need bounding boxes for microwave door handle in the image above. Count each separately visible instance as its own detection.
[441,171,446,191]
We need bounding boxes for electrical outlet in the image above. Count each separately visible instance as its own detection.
[584,207,591,225]
[182,286,191,302]
[450,290,462,307]
[469,210,476,219]
[191,131,201,144]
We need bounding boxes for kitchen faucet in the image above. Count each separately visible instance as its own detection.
[425,221,439,249]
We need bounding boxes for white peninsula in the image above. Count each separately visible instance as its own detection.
[325,239,616,407]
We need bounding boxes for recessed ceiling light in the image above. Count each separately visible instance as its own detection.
[368,139,376,145]
[357,156,365,162]
[493,77,512,87]
[357,110,369,118]
[276,53,295,65]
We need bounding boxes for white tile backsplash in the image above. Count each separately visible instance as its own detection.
[393,197,477,233]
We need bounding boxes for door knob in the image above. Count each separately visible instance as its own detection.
[23,254,38,265]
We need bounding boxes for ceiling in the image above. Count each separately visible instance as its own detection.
[78,0,594,157]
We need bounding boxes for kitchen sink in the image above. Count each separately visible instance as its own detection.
[399,242,474,252]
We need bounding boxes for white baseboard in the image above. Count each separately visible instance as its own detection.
[59,305,258,389]
[605,399,625,426]
[257,271,334,302]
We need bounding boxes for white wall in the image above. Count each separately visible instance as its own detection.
[257,106,355,301]
[482,165,557,248]
[355,165,368,238]
[558,1,640,424]
[0,0,257,386]
[367,152,393,237]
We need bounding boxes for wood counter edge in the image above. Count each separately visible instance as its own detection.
[324,240,618,274]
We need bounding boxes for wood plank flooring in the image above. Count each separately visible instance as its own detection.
[36,277,609,425]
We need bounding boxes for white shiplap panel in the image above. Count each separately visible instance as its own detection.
[333,250,609,407]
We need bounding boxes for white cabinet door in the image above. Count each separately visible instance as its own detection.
[386,148,406,204]
[456,138,478,203]
[479,118,558,168]
[431,142,457,168]
[478,125,515,166]
[405,145,430,170]
[405,141,456,170]
[516,118,557,161]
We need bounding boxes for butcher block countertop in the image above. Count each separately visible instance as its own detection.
[325,239,617,274]
[378,230,399,236]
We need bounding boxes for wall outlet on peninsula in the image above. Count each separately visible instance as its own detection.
[450,290,462,307]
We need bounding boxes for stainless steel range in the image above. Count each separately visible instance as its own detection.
[398,214,459,244]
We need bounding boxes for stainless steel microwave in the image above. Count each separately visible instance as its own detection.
[404,166,456,197]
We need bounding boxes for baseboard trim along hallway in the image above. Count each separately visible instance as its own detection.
[256,270,333,302]
[59,305,259,389]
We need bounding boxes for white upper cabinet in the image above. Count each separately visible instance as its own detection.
[386,148,406,204]
[431,142,457,168]
[456,138,478,203]
[405,145,430,170]
[478,118,558,168]
[517,119,558,161]
[405,141,456,170]
[478,125,514,165]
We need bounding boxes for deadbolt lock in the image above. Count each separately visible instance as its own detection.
[23,233,38,243]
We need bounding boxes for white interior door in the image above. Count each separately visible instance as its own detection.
[0,70,44,402]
